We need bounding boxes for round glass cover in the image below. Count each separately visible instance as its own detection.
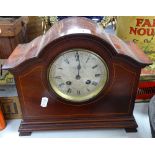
[48,49,108,102]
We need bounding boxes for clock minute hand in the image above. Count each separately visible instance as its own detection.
[75,52,80,62]
[75,52,81,80]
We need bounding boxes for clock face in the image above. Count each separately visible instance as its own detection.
[48,49,108,103]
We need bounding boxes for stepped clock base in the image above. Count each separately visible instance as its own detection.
[18,116,138,136]
[19,131,32,136]
[125,128,137,132]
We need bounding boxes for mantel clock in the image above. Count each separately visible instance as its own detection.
[3,17,151,136]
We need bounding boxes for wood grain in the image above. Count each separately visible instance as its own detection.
[2,17,151,136]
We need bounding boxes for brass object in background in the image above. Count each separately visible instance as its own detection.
[100,16,117,30]
[27,16,58,42]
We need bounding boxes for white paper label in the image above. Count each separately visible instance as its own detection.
[41,97,48,107]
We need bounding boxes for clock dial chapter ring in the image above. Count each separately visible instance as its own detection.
[48,49,109,103]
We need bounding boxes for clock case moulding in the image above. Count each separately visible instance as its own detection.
[3,17,152,136]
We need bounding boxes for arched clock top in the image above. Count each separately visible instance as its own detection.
[3,17,153,136]
[3,17,152,71]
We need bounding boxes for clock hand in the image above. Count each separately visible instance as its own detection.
[77,63,81,70]
[75,52,80,62]
[75,52,81,68]
[76,64,81,79]
[75,52,81,80]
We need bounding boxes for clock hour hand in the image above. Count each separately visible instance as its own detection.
[77,63,81,70]
[76,63,81,80]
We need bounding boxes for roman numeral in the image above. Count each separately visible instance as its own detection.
[59,83,65,87]
[92,81,98,86]
[75,52,79,61]
[92,65,98,69]
[67,88,72,94]
[87,88,90,92]
[77,90,80,95]
[86,55,90,63]
[95,74,101,77]
[53,76,61,79]
[64,58,69,64]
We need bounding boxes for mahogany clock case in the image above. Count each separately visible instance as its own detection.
[3,17,151,136]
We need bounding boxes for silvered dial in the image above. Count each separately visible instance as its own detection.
[48,49,108,102]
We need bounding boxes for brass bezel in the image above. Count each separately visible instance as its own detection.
[48,49,109,102]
